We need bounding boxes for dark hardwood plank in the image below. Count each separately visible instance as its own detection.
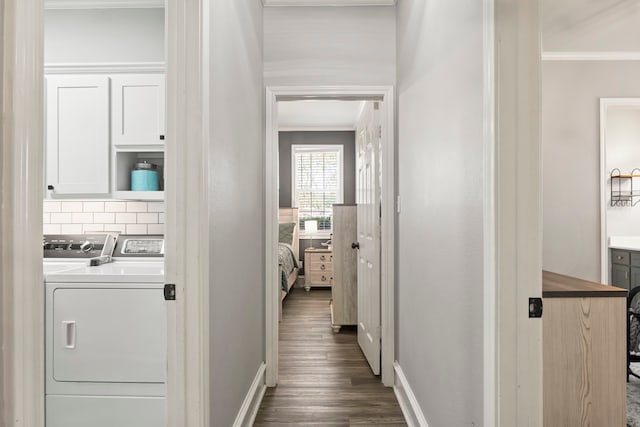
[254,288,406,426]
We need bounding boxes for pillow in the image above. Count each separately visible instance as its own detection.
[278,222,296,245]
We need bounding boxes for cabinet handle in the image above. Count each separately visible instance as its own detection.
[160,135,165,141]
[618,255,624,260]
[62,321,76,349]
[47,185,54,191]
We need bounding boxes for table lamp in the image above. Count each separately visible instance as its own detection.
[305,220,318,249]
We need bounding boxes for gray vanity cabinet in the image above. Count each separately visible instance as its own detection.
[611,248,640,290]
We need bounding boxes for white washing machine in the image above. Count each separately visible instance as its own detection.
[44,235,166,427]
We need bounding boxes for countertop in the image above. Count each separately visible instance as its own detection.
[609,236,640,251]
[542,270,627,298]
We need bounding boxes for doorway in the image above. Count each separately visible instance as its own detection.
[264,86,395,387]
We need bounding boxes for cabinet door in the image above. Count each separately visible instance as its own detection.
[632,267,640,290]
[46,76,110,195]
[111,74,165,145]
[612,264,630,289]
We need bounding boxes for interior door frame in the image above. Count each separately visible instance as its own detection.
[0,0,209,425]
[598,98,640,284]
[265,86,396,387]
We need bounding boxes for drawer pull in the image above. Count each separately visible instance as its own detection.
[320,264,326,270]
[618,255,625,260]
[320,255,326,261]
[321,275,327,282]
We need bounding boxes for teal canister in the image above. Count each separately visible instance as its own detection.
[131,161,159,191]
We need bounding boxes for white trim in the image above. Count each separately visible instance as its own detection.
[279,126,356,132]
[44,62,165,74]
[232,363,267,427]
[44,0,164,9]
[265,86,396,387]
[601,99,608,284]
[482,0,496,426]
[263,0,395,6]
[542,51,640,61]
[1,0,45,425]
[598,98,640,283]
[165,0,210,425]
[393,363,429,427]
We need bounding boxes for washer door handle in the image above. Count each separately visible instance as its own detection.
[62,320,76,349]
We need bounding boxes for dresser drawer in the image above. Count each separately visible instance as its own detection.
[307,272,332,285]
[308,261,333,272]
[612,249,630,265]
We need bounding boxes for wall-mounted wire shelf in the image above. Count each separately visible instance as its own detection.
[611,168,640,207]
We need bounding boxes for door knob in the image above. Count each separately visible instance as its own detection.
[352,242,360,250]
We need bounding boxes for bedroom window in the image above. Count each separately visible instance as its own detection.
[292,144,344,235]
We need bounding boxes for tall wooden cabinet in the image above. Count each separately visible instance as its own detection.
[330,204,357,333]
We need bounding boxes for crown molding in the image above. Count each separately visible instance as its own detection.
[44,0,164,9]
[263,0,395,6]
[542,51,640,61]
[278,126,356,131]
[44,62,166,74]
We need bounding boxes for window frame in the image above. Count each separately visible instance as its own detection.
[291,144,344,238]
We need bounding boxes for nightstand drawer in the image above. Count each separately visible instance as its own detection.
[308,253,332,263]
[307,272,332,285]
[309,261,333,272]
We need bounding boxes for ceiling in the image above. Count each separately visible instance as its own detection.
[264,0,396,5]
[44,0,164,8]
[278,100,364,130]
[44,0,396,8]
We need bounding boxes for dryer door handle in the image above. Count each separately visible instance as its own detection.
[62,321,76,349]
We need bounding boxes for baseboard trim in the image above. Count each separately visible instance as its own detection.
[233,362,267,427]
[393,362,429,427]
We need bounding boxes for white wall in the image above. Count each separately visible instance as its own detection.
[208,1,264,426]
[605,107,640,236]
[397,0,484,425]
[542,61,640,281]
[44,8,164,63]
[542,0,640,52]
[264,6,395,86]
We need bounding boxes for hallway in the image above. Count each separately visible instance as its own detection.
[254,288,406,426]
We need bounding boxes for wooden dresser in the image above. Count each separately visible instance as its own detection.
[330,205,357,333]
[304,248,333,291]
[543,271,627,427]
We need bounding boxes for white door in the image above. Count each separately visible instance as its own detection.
[45,75,110,195]
[355,101,381,374]
[111,74,166,146]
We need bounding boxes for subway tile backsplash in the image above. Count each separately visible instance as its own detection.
[43,200,165,235]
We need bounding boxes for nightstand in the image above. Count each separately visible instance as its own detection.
[304,247,333,291]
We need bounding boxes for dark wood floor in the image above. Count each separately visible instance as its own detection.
[254,288,406,426]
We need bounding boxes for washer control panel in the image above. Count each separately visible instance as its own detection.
[43,234,115,259]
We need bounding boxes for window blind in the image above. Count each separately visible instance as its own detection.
[292,146,343,231]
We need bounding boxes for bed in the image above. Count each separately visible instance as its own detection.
[278,208,301,317]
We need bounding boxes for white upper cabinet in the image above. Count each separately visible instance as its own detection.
[111,74,166,146]
[46,75,110,195]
